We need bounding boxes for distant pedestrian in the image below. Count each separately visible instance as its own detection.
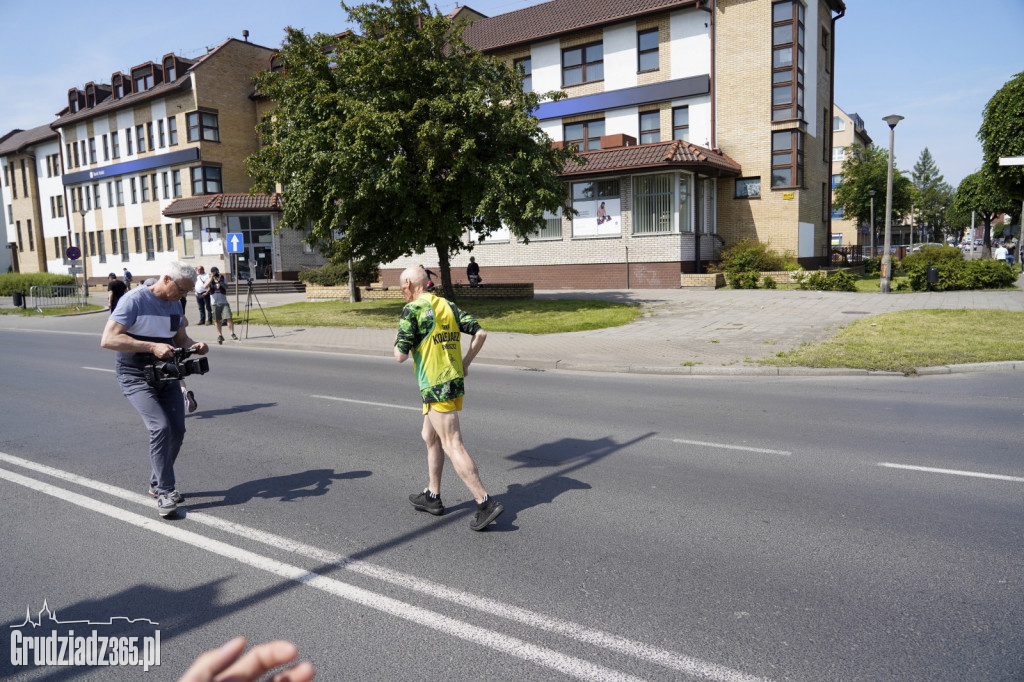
[394,266,503,531]
[466,256,481,287]
[194,265,213,325]
[122,268,133,289]
[994,243,1008,263]
[420,264,438,291]
[209,267,238,345]
[107,273,127,311]
[1007,242,1016,267]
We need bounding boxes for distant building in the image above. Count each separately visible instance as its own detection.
[1,125,62,274]
[829,105,872,248]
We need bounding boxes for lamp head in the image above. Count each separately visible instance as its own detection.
[883,114,904,129]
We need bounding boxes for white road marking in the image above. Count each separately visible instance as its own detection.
[83,366,115,373]
[0,451,770,682]
[2,328,94,336]
[879,462,1024,483]
[310,394,420,411]
[658,437,791,456]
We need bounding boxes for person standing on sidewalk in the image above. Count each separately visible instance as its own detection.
[393,266,503,531]
[107,273,127,311]
[209,267,238,345]
[194,265,213,325]
[100,261,208,518]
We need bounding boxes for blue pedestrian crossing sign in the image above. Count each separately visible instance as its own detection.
[226,233,244,253]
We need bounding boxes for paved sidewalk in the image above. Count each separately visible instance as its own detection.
[7,285,1019,377]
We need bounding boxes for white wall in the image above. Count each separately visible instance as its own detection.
[603,22,637,91]
[531,39,562,94]
[670,9,710,79]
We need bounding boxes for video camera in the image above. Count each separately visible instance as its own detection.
[144,346,210,385]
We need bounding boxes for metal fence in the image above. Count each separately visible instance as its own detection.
[29,285,87,311]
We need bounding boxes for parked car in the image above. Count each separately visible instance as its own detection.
[910,243,946,253]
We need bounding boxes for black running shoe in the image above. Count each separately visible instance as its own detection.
[409,489,444,516]
[469,497,504,531]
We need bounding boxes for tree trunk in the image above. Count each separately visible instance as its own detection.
[435,245,454,300]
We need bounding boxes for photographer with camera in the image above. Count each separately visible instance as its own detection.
[100,261,210,518]
[208,267,238,345]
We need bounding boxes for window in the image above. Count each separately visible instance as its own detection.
[639,111,660,144]
[186,111,220,142]
[72,142,80,168]
[113,75,124,99]
[89,138,97,164]
[168,117,178,145]
[107,182,113,207]
[102,135,109,161]
[535,208,562,239]
[181,220,194,257]
[832,116,845,132]
[571,180,620,237]
[151,174,159,201]
[111,131,120,158]
[125,128,133,156]
[55,195,64,217]
[134,226,142,253]
[115,179,124,206]
[672,107,689,142]
[734,177,761,199]
[158,120,166,148]
[140,176,149,202]
[162,172,170,199]
[564,119,605,152]
[130,178,137,204]
[562,42,603,86]
[133,67,154,92]
[638,29,659,72]
[832,146,845,162]
[144,226,155,260]
[166,224,174,252]
[119,228,129,260]
[93,184,100,208]
[633,173,674,234]
[98,231,106,263]
[111,229,118,255]
[172,170,182,197]
[771,0,805,122]
[147,122,154,151]
[155,224,163,252]
[514,56,532,92]
[136,125,146,153]
[191,166,222,195]
[772,129,803,188]
[164,57,176,82]
[831,173,843,188]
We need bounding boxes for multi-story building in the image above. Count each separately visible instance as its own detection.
[1,125,64,274]
[47,37,317,284]
[829,104,872,248]
[375,0,846,288]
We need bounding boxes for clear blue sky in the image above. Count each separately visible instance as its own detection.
[2,0,1021,188]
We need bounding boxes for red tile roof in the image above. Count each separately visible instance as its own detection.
[0,124,59,155]
[163,193,283,216]
[460,0,696,52]
[561,139,740,178]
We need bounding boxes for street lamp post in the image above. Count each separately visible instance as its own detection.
[879,114,903,293]
[78,207,88,299]
[868,189,876,257]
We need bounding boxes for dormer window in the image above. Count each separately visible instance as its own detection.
[132,66,154,92]
[163,56,176,82]
[67,90,82,113]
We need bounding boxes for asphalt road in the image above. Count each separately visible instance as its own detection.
[1,328,1021,681]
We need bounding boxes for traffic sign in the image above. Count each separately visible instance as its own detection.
[66,246,81,260]
[227,233,244,253]
[68,265,83,274]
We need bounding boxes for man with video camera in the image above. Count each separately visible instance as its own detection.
[100,261,210,518]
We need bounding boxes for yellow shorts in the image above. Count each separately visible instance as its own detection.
[423,397,463,415]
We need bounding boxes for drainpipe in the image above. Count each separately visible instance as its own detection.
[827,5,846,266]
[696,0,716,150]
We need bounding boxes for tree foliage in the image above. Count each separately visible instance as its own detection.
[979,71,1024,200]
[911,148,955,242]
[246,0,580,298]
[952,169,1016,254]
[832,144,914,245]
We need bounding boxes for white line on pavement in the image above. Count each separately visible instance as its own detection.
[83,366,115,373]
[0,450,771,682]
[0,464,651,682]
[878,462,1024,483]
[658,437,792,456]
[310,394,420,411]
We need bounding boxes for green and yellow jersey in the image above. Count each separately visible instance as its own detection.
[395,293,482,404]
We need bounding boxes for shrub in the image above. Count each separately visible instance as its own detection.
[0,272,76,296]
[762,276,777,289]
[793,270,857,291]
[903,256,1017,291]
[726,270,761,289]
[716,239,791,275]
[863,257,882,276]
[297,260,379,287]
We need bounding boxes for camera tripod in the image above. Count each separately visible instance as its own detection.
[242,278,275,339]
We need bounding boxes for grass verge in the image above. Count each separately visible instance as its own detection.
[764,309,1024,373]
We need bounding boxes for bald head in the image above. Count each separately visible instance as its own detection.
[399,266,429,302]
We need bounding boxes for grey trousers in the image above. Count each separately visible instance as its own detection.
[118,373,186,493]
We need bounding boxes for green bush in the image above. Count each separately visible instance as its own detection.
[793,270,857,291]
[762,276,777,289]
[903,257,1017,291]
[726,270,761,289]
[0,272,76,296]
[716,239,791,275]
[297,260,379,287]
[863,257,882,276]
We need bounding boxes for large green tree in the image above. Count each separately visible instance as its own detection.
[833,143,914,248]
[979,71,1024,201]
[910,148,954,242]
[247,0,579,298]
[952,169,1016,257]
